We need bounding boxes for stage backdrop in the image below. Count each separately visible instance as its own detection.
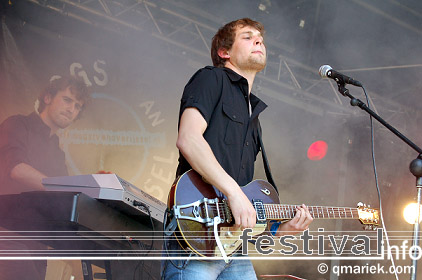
[1,0,420,234]
[2,2,422,279]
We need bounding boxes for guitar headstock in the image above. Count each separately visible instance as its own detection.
[357,202,380,230]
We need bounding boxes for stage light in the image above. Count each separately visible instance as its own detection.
[403,203,422,225]
[258,0,271,13]
[307,140,328,161]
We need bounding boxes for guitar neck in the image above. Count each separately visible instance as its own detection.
[264,204,359,221]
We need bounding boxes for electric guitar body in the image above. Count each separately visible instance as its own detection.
[167,170,379,258]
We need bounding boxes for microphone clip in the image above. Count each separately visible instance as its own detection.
[336,80,349,97]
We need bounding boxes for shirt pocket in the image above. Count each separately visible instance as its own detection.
[222,103,245,145]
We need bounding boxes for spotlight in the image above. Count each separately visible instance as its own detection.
[258,3,266,11]
[307,140,328,161]
[403,203,422,225]
[258,0,271,13]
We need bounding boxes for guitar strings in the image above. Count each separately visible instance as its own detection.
[207,203,364,221]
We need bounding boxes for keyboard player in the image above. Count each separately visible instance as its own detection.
[0,76,90,279]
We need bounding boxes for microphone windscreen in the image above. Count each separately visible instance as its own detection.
[318,65,332,78]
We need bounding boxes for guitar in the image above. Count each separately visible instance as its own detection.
[166,169,380,258]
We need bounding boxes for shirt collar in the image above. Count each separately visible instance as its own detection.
[223,67,245,82]
[28,112,54,137]
[250,93,268,118]
[222,66,268,116]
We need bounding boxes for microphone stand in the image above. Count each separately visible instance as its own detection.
[336,81,422,280]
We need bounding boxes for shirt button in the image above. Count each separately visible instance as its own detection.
[242,164,245,169]
[246,141,249,146]
[233,115,236,119]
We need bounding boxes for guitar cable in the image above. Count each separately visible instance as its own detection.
[362,86,399,280]
[133,200,155,253]
[162,208,193,271]
[131,200,155,280]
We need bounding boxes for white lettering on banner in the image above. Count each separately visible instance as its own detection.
[144,152,176,200]
[69,60,108,87]
[151,153,175,184]
[93,60,108,86]
[70,62,92,86]
[139,101,165,127]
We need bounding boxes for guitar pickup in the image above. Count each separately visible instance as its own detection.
[252,199,266,224]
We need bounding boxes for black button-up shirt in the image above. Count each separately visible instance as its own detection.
[176,66,267,186]
[0,112,68,194]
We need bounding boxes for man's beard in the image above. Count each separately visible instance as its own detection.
[244,56,266,72]
[53,113,74,129]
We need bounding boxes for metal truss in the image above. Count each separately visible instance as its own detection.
[17,0,418,122]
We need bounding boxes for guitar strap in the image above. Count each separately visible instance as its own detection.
[257,121,279,194]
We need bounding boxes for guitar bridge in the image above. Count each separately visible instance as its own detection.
[173,197,220,226]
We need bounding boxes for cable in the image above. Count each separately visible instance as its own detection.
[362,86,399,280]
[131,200,156,280]
[162,208,193,275]
[133,200,155,251]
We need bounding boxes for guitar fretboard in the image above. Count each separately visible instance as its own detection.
[264,204,358,220]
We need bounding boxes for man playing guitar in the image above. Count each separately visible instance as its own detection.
[162,18,313,280]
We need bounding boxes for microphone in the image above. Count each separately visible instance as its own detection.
[319,65,362,87]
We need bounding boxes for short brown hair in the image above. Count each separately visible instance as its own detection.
[38,76,91,113]
[211,18,265,68]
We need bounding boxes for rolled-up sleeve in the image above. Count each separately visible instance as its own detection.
[180,67,221,124]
